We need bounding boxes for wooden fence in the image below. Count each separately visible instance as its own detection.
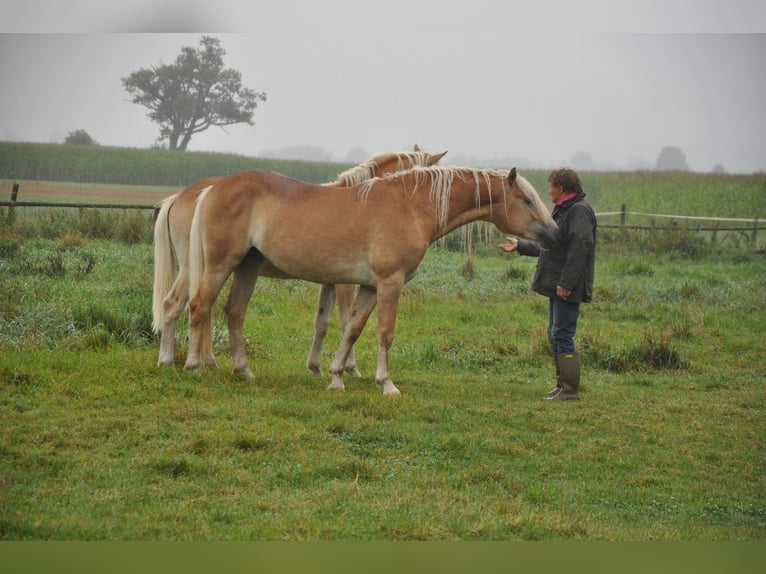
[3,184,763,243]
[597,203,762,244]
[1,183,159,211]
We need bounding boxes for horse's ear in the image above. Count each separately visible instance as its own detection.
[413,144,421,151]
[429,150,448,165]
[509,167,517,185]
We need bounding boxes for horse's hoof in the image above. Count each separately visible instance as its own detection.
[307,364,323,376]
[183,364,201,376]
[327,379,346,391]
[234,367,256,380]
[345,366,362,378]
[379,380,401,396]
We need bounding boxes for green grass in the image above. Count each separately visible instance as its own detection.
[1,233,764,540]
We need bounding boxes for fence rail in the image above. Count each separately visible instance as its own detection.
[0,200,156,210]
[596,202,762,242]
[4,185,764,240]
[2,182,159,211]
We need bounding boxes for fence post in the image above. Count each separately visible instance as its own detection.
[7,182,19,226]
[620,203,626,231]
[752,216,759,246]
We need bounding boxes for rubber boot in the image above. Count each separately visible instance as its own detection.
[544,353,561,398]
[547,352,580,401]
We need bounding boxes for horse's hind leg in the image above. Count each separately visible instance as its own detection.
[307,284,336,376]
[186,266,231,374]
[336,284,362,377]
[328,285,377,391]
[224,252,264,379]
[158,270,191,366]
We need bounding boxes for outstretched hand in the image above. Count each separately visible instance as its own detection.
[498,236,519,253]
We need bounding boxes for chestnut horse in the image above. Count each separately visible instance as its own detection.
[152,146,446,372]
[185,165,558,395]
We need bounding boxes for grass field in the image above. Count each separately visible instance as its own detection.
[1,206,764,540]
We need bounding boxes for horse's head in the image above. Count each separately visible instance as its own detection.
[412,144,448,168]
[496,168,558,243]
[374,145,447,176]
[372,145,449,177]
[333,146,447,187]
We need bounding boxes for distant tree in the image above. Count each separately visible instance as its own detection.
[628,157,653,171]
[343,146,369,164]
[712,164,726,174]
[261,145,334,162]
[64,129,98,145]
[570,151,595,171]
[656,145,689,171]
[121,36,266,151]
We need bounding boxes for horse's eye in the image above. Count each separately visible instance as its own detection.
[523,197,534,207]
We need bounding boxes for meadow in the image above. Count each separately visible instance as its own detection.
[1,216,764,540]
[0,148,764,541]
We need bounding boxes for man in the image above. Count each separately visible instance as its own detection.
[499,168,596,400]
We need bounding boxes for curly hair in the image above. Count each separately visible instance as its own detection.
[548,168,583,195]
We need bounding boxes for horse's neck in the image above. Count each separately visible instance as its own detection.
[435,175,497,239]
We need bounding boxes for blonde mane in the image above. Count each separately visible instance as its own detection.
[359,166,522,230]
[328,151,434,187]
[514,173,549,219]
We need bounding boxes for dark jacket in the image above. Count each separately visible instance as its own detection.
[517,193,596,303]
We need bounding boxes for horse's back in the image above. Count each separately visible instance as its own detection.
[169,177,221,255]
[219,169,320,195]
[204,170,355,222]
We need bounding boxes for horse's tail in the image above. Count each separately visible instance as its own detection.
[188,186,214,361]
[187,187,210,303]
[151,194,178,333]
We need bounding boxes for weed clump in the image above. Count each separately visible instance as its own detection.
[589,332,688,373]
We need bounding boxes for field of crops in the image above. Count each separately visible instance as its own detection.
[3,141,766,217]
[0,141,353,187]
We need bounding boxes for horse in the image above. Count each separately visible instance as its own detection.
[184,165,558,395]
[152,146,447,374]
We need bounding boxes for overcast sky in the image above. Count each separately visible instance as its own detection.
[2,1,765,173]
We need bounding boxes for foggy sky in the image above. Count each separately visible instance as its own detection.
[1,1,765,173]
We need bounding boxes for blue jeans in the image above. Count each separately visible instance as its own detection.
[547,298,580,354]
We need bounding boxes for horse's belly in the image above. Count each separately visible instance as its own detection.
[263,252,374,286]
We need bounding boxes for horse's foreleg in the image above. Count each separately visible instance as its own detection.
[373,277,405,396]
[336,284,362,377]
[224,254,264,380]
[307,283,336,376]
[328,285,377,391]
[158,270,190,366]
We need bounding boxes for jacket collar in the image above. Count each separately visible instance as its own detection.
[552,191,584,216]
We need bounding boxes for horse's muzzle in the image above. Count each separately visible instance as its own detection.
[528,220,559,245]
